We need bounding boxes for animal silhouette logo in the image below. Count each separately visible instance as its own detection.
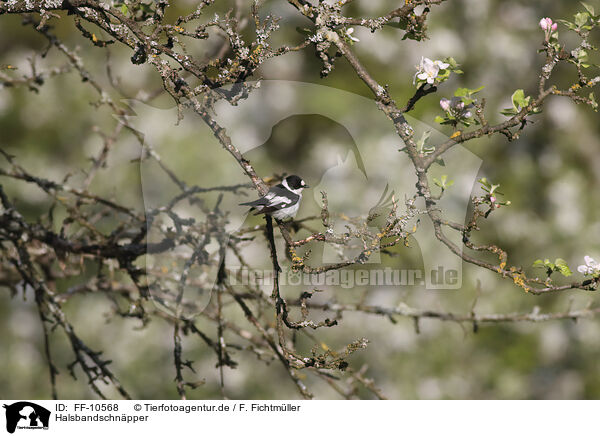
[3,402,50,433]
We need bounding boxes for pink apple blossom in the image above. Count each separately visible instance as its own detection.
[539,18,551,30]
[539,17,557,32]
[439,97,473,119]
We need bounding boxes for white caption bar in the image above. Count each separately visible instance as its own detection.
[1,400,595,435]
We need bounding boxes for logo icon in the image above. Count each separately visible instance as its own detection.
[3,402,50,434]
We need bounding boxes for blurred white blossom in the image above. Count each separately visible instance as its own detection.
[577,256,600,275]
[346,27,359,42]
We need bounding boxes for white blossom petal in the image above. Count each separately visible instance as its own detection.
[578,265,589,274]
[346,28,359,42]
[584,255,596,267]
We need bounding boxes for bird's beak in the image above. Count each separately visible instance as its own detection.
[303,184,309,188]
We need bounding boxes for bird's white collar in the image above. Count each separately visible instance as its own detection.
[282,178,303,195]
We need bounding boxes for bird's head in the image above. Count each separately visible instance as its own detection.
[282,175,309,194]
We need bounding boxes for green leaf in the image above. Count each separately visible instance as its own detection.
[533,259,546,268]
[500,108,518,116]
[444,57,459,69]
[479,178,491,190]
[436,69,451,82]
[416,130,431,153]
[454,85,484,97]
[434,116,446,123]
[575,11,590,27]
[576,49,593,68]
[581,2,596,16]
[511,89,530,109]
[511,89,524,107]
[557,19,577,30]
[502,89,532,116]
[121,4,128,15]
[589,92,598,111]
[555,258,573,277]
[433,174,454,190]
[140,3,154,14]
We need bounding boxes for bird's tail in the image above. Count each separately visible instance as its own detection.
[239,199,259,206]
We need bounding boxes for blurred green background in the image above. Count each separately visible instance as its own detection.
[1,0,600,399]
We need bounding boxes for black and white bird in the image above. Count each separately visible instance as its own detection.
[240,175,309,220]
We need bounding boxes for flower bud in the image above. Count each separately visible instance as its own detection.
[539,18,555,32]
[539,18,551,30]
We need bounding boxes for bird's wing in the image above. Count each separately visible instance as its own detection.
[266,185,299,206]
[240,185,299,209]
[239,197,269,207]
